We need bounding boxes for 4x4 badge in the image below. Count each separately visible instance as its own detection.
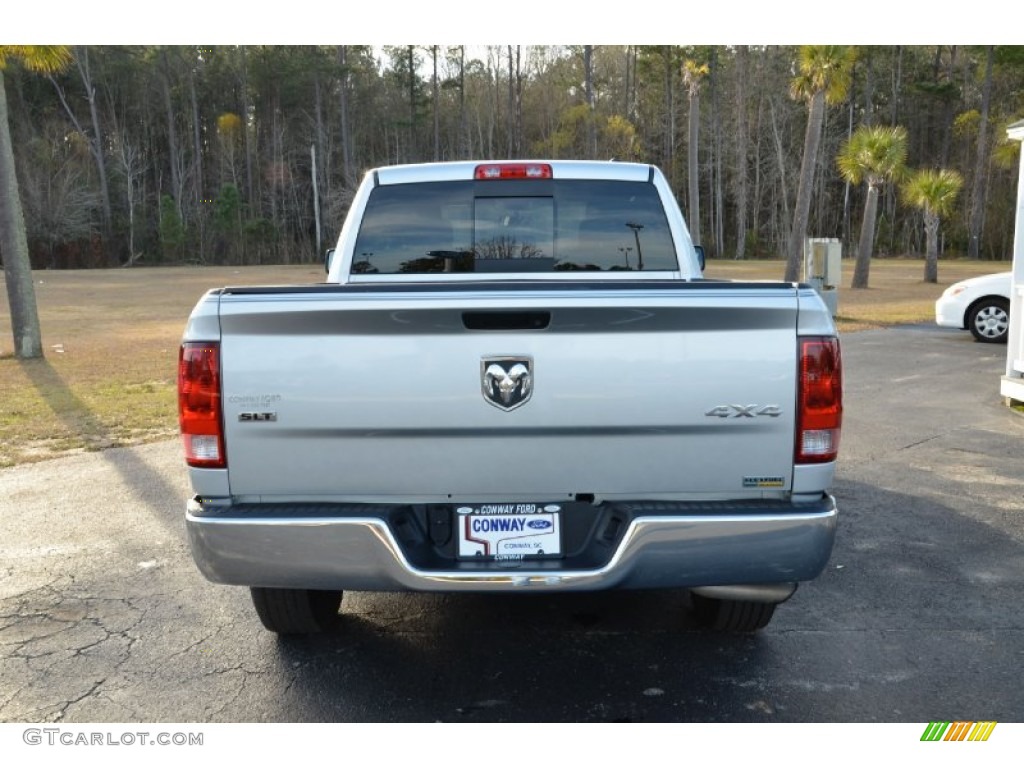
[482,356,533,411]
[705,404,783,418]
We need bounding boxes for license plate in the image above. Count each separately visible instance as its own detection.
[456,503,562,559]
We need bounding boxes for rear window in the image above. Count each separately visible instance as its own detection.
[352,179,677,274]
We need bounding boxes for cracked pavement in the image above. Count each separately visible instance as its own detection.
[2,325,1023,722]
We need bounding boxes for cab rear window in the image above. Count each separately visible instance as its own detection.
[352,179,677,274]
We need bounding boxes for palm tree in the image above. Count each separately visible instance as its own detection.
[784,45,855,283]
[838,125,908,289]
[903,169,963,283]
[0,46,71,359]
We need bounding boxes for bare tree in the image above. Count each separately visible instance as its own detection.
[18,123,97,267]
[337,46,355,187]
[158,48,183,216]
[584,45,597,159]
[432,46,440,161]
[49,47,113,235]
[114,133,145,265]
[967,46,993,259]
[505,46,522,158]
[663,47,676,187]
[682,57,708,247]
[733,46,749,259]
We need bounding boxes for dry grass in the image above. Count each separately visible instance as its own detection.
[703,257,1005,333]
[0,265,323,467]
[0,258,1005,467]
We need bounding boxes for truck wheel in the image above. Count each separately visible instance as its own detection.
[967,298,1009,343]
[691,594,776,632]
[250,587,343,634]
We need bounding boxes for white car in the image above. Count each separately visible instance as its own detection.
[935,271,1012,343]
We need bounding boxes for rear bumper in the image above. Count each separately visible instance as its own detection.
[186,495,837,594]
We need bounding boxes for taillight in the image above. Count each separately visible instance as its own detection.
[474,163,552,180]
[796,337,842,464]
[178,342,225,468]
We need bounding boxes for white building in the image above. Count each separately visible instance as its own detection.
[1001,120,1024,405]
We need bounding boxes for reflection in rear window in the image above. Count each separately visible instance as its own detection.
[352,180,677,274]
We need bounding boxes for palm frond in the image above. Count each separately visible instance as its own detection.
[0,45,72,74]
[791,45,855,104]
[837,125,908,186]
[902,168,963,218]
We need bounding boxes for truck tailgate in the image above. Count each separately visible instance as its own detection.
[216,282,801,501]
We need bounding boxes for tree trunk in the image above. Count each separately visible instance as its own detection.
[923,210,939,283]
[311,144,321,254]
[313,71,327,226]
[968,45,993,259]
[733,46,748,260]
[584,45,596,159]
[663,47,675,186]
[842,96,854,245]
[712,59,724,259]
[939,46,957,168]
[767,97,790,254]
[687,81,701,247]
[240,46,255,205]
[337,46,355,188]
[514,46,522,158]
[0,72,43,359]
[408,46,416,162]
[189,62,203,200]
[116,137,140,265]
[159,49,182,220]
[851,183,880,288]
[784,89,825,282]
[623,46,631,120]
[628,46,638,122]
[487,47,498,158]
[457,46,467,158]
[432,46,440,161]
[890,45,903,126]
[506,47,514,157]
[863,49,875,126]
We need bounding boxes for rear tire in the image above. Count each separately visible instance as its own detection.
[691,594,776,632]
[250,587,343,634]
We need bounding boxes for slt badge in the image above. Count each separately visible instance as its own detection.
[482,356,533,411]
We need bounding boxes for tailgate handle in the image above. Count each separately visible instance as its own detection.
[462,311,551,331]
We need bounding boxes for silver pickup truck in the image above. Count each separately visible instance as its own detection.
[178,160,842,634]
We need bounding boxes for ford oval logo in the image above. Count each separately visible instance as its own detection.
[527,520,552,530]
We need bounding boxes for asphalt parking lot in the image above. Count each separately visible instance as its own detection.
[1,324,1022,722]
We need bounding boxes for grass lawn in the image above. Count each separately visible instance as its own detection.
[0,258,1007,467]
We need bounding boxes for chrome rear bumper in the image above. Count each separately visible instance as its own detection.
[186,495,836,595]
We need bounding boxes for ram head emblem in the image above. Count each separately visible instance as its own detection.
[481,357,533,411]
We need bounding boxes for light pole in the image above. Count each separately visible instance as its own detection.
[626,221,644,270]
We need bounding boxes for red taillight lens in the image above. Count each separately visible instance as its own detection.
[178,342,225,468]
[796,337,842,464]
[474,163,552,180]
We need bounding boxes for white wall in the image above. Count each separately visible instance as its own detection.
[1001,123,1024,403]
